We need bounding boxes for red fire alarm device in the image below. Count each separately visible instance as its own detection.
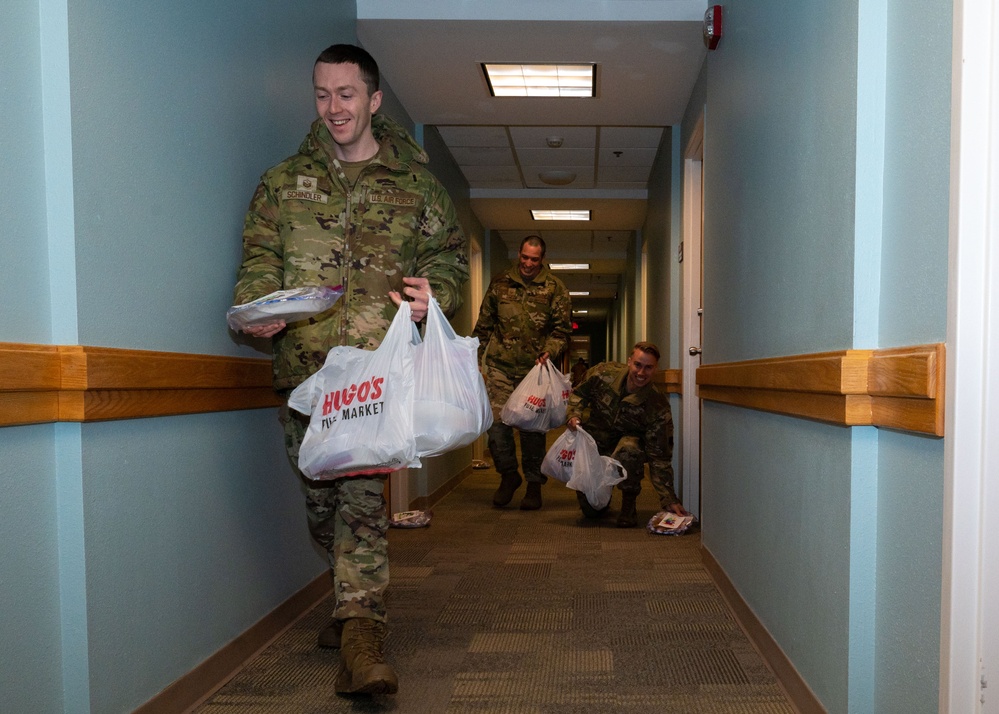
[703,5,723,50]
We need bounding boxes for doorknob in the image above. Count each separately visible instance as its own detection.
[689,346,702,356]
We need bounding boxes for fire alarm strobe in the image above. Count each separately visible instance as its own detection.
[703,5,723,50]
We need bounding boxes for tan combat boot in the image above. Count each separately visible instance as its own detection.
[334,618,398,695]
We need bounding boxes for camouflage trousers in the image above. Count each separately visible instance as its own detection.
[281,404,388,624]
[595,434,675,509]
[483,365,548,483]
[487,421,548,484]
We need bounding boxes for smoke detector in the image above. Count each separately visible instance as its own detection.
[546,136,564,148]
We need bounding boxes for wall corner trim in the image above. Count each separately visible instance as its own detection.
[693,344,944,436]
[0,342,281,426]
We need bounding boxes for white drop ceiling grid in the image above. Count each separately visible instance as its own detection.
[355,3,709,318]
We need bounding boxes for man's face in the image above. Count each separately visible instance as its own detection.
[314,61,382,160]
[626,349,658,392]
[518,243,544,281]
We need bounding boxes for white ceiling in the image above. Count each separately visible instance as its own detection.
[356,1,709,319]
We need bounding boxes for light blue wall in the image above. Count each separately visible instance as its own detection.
[705,2,859,364]
[2,2,63,712]
[68,1,342,354]
[688,0,951,712]
[0,426,63,713]
[80,413,312,713]
[874,0,951,710]
[3,1,361,712]
[2,0,50,342]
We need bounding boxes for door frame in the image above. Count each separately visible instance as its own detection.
[940,0,999,709]
[681,113,705,518]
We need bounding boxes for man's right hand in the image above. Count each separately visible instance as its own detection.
[567,417,581,431]
[242,321,286,338]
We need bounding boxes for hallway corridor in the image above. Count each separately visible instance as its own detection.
[195,464,796,713]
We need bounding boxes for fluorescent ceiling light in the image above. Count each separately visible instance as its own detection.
[531,210,591,221]
[550,263,590,270]
[569,291,590,296]
[482,63,595,97]
[573,310,589,315]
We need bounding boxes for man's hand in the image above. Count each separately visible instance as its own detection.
[536,351,550,365]
[667,502,690,517]
[567,417,581,432]
[389,277,434,322]
[242,321,286,338]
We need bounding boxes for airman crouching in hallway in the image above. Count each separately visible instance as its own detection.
[566,341,690,527]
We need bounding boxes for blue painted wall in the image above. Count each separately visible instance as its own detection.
[3,1,359,711]
[874,0,950,710]
[2,0,50,342]
[679,0,951,711]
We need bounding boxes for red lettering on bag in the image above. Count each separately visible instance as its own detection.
[527,395,546,408]
[322,392,335,416]
[371,376,384,400]
[560,449,575,461]
[357,380,371,401]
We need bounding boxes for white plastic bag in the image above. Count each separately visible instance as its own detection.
[561,426,627,510]
[287,301,420,480]
[411,297,493,457]
[540,427,578,483]
[500,361,572,433]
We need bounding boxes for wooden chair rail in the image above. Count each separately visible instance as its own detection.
[0,343,281,426]
[1,342,944,435]
[695,344,945,436]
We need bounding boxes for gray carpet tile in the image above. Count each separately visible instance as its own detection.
[195,452,795,713]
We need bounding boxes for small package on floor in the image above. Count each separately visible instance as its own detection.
[389,510,432,528]
[226,285,344,330]
[647,510,696,535]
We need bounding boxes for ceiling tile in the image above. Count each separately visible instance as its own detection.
[437,125,510,147]
[508,126,598,149]
[515,147,594,166]
[597,147,659,166]
[598,165,653,182]
[600,126,665,148]
[450,146,516,165]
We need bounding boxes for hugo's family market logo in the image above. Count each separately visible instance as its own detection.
[319,376,385,428]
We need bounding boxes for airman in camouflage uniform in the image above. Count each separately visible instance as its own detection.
[233,44,467,696]
[566,342,688,527]
[473,236,572,510]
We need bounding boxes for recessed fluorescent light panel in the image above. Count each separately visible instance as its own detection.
[569,291,590,296]
[549,263,590,270]
[573,310,589,315]
[531,210,591,221]
[482,63,596,97]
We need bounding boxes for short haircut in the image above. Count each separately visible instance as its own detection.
[315,44,380,95]
[520,234,546,258]
[631,341,661,362]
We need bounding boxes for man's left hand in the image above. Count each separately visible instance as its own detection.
[389,277,434,322]
[667,502,690,517]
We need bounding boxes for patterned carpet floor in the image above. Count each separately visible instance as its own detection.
[195,456,795,713]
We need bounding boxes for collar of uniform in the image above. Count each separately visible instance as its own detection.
[506,262,551,287]
[304,115,426,174]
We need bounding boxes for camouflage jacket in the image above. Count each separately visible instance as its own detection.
[473,263,572,382]
[234,114,468,390]
[567,362,676,501]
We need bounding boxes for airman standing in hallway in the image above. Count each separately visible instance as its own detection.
[567,341,689,527]
[232,43,467,696]
[473,235,572,511]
